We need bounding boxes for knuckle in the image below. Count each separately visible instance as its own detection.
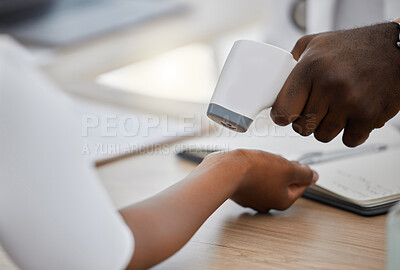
[302,103,319,116]
[300,57,321,76]
[304,114,319,133]
[360,108,377,122]
[314,122,342,142]
[294,34,321,51]
[323,120,341,134]
[307,34,326,45]
[343,130,367,147]
[292,122,311,136]
[293,112,318,136]
[314,131,334,143]
[271,106,296,125]
[320,71,337,88]
[294,35,312,50]
[342,89,364,110]
[319,70,349,90]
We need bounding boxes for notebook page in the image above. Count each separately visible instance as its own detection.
[310,145,400,202]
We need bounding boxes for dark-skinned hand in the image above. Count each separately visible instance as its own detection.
[270,23,400,147]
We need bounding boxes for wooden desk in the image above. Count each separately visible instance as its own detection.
[0,0,390,267]
[0,144,387,270]
[99,147,386,270]
[0,0,388,265]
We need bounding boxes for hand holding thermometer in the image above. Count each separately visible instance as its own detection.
[207,40,297,132]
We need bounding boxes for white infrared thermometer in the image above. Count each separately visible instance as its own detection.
[207,40,297,132]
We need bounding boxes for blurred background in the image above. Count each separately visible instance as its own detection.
[1,2,400,270]
[0,0,276,116]
[0,0,395,116]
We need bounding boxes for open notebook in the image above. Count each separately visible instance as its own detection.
[177,114,400,216]
[303,137,400,216]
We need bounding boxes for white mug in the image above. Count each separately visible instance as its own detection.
[387,202,400,270]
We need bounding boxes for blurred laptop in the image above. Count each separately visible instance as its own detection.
[0,0,186,47]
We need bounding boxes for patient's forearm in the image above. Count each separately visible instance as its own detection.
[120,160,244,270]
[119,150,316,270]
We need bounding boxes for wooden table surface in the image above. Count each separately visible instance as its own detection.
[99,146,387,270]
[0,143,387,270]
[0,0,390,267]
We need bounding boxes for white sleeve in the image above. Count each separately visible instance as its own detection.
[0,36,134,270]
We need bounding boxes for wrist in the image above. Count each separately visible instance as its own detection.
[393,19,400,47]
[197,150,253,196]
[214,150,256,197]
[388,20,400,47]
[382,22,400,69]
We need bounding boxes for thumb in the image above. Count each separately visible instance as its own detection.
[287,164,318,201]
[270,35,318,126]
[290,162,318,186]
[270,59,313,126]
[270,35,320,126]
[287,184,309,202]
[291,34,318,60]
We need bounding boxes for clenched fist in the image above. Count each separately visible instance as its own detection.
[199,149,318,212]
[271,23,400,147]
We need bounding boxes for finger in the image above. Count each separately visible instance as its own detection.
[289,163,318,186]
[342,119,373,147]
[204,150,226,158]
[292,90,329,136]
[291,34,318,60]
[314,110,347,143]
[287,168,318,202]
[287,184,309,203]
[270,60,314,126]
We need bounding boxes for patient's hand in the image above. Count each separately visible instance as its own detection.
[122,149,317,269]
[199,149,318,212]
[270,23,400,147]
